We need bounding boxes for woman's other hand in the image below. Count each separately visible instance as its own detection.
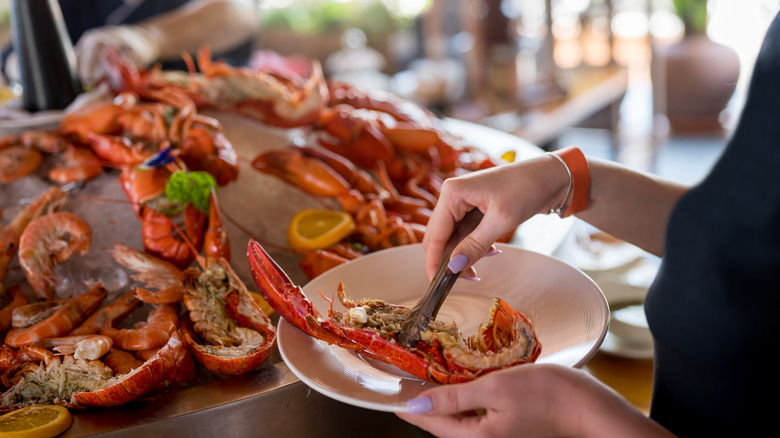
[396,364,673,438]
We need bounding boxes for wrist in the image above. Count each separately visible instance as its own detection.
[124,24,161,66]
[548,146,590,218]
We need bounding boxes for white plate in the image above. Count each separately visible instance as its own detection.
[277,243,609,412]
[599,331,654,360]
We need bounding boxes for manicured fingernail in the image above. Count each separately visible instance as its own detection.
[407,396,433,414]
[462,275,481,282]
[485,248,502,257]
[448,253,469,273]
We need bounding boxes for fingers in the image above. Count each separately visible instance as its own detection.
[397,382,495,438]
[396,411,483,438]
[422,207,460,280]
[446,210,515,276]
[74,25,159,86]
[75,33,107,85]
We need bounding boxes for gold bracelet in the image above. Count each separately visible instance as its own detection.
[547,152,572,217]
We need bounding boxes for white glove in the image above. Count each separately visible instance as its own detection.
[74,24,160,86]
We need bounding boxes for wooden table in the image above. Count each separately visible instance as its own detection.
[513,65,628,149]
[476,65,628,152]
[584,351,654,415]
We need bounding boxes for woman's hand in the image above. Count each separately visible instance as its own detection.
[422,154,569,280]
[396,364,673,438]
[75,25,159,86]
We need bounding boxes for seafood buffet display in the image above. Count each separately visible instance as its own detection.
[0,46,542,429]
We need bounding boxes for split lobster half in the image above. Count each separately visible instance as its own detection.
[0,331,192,410]
[247,240,541,384]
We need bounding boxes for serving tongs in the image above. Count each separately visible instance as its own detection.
[397,208,484,347]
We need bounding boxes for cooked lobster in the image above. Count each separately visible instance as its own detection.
[247,240,540,384]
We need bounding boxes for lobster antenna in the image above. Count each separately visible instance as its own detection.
[162,210,207,269]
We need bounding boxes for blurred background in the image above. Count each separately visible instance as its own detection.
[260,1,775,177]
[2,0,779,413]
[2,0,779,178]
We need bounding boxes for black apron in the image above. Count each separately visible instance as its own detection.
[645,10,780,436]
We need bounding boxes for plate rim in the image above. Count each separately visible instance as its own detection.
[277,319,415,413]
[599,331,655,359]
[277,243,609,411]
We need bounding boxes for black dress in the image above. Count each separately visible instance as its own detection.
[644,11,780,436]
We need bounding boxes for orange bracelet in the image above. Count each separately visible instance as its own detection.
[550,146,590,218]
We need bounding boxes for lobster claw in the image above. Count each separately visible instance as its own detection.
[248,240,352,346]
[248,240,321,331]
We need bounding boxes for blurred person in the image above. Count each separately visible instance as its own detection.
[397,9,780,438]
[1,0,259,87]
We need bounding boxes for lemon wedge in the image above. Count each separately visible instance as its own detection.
[249,291,275,316]
[0,405,73,438]
[288,209,356,251]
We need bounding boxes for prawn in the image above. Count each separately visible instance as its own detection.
[18,211,92,301]
[4,284,107,348]
[0,286,29,332]
[101,302,180,351]
[101,347,144,375]
[0,146,43,184]
[48,145,104,184]
[20,130,69,154]
[32,334,113,360]
[111,243,185,304]
[69,289,140,336]
[0,186,66,287]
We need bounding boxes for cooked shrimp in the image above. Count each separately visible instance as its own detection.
[4,284,107,348]
[0,186,66,286]
[20,130,69,154]
[101,302,179,351]
[0,134,19,149]
[112,243,185,304]
[18,211,92,301]
[0,286,30,332]
[69,289,140,336]
[32,334,113,360]
[102,347,144,375]
[11,301,61,328]
[0,145,43,184]
[48,145,104,184]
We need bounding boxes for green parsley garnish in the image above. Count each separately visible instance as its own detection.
[165,170,216,212]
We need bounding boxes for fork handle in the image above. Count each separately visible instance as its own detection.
[422,208,484,318]
[397,208,484,347]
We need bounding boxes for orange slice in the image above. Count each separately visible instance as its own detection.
[249,291,275,317]
[500,150,516,163]
[288,209,356,251]
[0,405,73,438]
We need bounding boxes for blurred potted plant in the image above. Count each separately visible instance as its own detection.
[259,0,418,67]
[653,0,740,133]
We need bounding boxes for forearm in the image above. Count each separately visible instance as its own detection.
[138,0,258,61]
[551,366,676,438]
[575,158,689,257]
